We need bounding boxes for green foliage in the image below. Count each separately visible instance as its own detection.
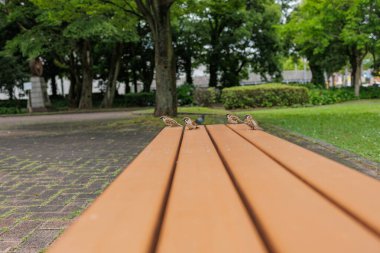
[0,99,26,115]
[0,56,29,97]
[307,86,380,105]
[114,92,155,107]
[284,0,380,92]
[193,87,218,106]
[359,86,380,99]
[177,83,194,106]
[0,99,27,108]
[308,89,356,105]
[221,83,309,109]
[179,0,283,87]
[0,107,24,114]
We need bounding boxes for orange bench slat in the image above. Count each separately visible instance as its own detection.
[156,126,267,253]
[207,125,380,253]
[47,127,183,253]
[228,124,380,236]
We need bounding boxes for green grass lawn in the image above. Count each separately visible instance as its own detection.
[250,100,380,162]
[173,100,380,163]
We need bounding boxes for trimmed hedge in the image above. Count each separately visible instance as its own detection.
[221,84,309,109]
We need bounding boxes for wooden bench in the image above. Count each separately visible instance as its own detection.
[47,125,380,253]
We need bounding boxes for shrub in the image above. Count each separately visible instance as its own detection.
[0,99,27,108]
[177,83,194,105]
[50,95,68,109]
[0,107,23,114]
[193,87,218,106]
[360,86,380,99]
[221,83,309,109]
[308,88,356,105]
[113,92,155,107]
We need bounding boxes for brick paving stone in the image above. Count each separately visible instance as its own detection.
[16,229,60,253]
[0,241,18,253]
[40,220,71,230]
[1,221,41,242]
[0,218,16,229]
[28,212,71,220]
[0,113,160,252]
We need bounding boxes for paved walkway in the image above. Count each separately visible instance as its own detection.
[0,112,160,253]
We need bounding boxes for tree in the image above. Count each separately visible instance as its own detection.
[33,0,129,108]
[172,12,203,85]
[0,0,40,98]
[179,0,282,88]
[0,56,28,99]
[133,0,177,116]
[4,0,137,109]
[286,0,380,95]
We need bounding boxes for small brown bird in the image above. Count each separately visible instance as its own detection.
[183,117,199,130]
[244,115,263,130]
[160,116,183,127]
[226,114,243,124]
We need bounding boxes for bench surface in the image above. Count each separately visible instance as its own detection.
[47,124,380,253]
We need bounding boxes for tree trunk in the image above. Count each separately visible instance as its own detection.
[142,74,153,92]
[348,46,367,97]
[142,80,151,92]
[208,53,218,87]
[68,51,81,108]
[142,61,154,92]
[132,70,138,93]
[135,0,177,116]
[124,66,130,94]
[79,40,93,109]
[7,87,14,100]
[101,43,123,108]
[353,61,361,97]
[309,61,325,88]
[154,29,177,115]
[184,55,193,84]
[349,53,362,97]
[51,75,57,96]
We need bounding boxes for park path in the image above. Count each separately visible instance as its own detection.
[0,111,160,253]
[0,111,138,127]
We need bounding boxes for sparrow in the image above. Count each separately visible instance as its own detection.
[160,116,183,127]
[226,114,243,124]
[183,117,199,130]
[244,115,263,130]
[195,114,205,125]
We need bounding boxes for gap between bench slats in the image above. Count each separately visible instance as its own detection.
[155,126,267,253]
[228,124,380,237]
[47,127,183,253]
[207,124,380,253]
